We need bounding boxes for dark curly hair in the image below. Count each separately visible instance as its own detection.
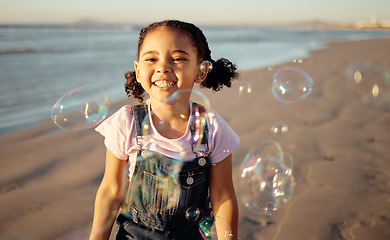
[124,20,239,102]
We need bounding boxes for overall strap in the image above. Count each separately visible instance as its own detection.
[133,104,149,137]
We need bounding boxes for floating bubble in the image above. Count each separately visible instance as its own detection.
[238,82,253,96]
[271,67,313,103]
[346,61,390,108]
[186,207,200,221]
[200,60,213,74]
[264,158,288,188]
[240,140,283,179]
[199,215,233,239]
[51,86,109,130]
[276,173,295,210]
[263,202,278,216]
[264,157,294,205]
[264,156,295,214]
[293,58,303,64]
[239,140,295,215]
[120,150,183,216]
[278,152,294,176]
[146,89,211,155]
[270,121,288,137]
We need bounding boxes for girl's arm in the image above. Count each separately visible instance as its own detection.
[209,154,239,240]
[90,148,128,240]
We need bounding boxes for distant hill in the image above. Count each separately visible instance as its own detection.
[286,21,351,30]
[287,20,390,30]
[70,18,126,26]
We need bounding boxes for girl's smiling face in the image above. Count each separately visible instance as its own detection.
[134,26,205,105]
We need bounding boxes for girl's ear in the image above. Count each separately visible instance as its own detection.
[134,61,140,82]
[195,68,207,84]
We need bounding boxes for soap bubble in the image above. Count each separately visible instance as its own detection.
[271,67,313,103]
[263,202,278,216]
[186,207,200,221]
[240,140,283,179]
[145,89,211,156]
[270,121,288,137]
[199,215,233,239]
[293,58,303,64]
[200,60,213,74]
[238,82,253,96]
[278,152,294,176]
[120,151,183,216]
[346,61,390,108]
[51,86,109,130]
[264,157,295,205]
[239,140,295,215]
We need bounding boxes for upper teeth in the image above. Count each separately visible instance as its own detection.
[155,81,174,87]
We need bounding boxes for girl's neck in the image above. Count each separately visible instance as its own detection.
[149,99,191,139]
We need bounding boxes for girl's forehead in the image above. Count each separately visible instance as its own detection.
[146,26,191,40]
[142,27,195,48]
[138,26,200,59]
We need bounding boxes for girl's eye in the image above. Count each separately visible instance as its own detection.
[172,57,186,62]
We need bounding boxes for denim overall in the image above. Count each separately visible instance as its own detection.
[116,103,212,240]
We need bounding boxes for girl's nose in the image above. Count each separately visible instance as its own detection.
[156,60,171,73]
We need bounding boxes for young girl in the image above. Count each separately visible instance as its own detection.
[90,20,240,240]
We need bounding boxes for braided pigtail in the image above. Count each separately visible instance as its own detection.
[124,71,145,103]
[200,58,238,91]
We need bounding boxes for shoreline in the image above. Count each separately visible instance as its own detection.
[1,38,390,239]
[1,29,390,136]
[1,36,389,138]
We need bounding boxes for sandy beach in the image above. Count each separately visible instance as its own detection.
[1,38,389,240]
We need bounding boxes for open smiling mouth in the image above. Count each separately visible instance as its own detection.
[153,81,177,88]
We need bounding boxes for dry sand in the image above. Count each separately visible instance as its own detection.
[0,38,389,240]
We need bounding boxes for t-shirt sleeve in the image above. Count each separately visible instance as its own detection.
[95,105,133,160]
[208,110,240,164]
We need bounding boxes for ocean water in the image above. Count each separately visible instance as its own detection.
[1,25,390,135]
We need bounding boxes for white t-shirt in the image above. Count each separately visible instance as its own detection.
[95,101,240,178]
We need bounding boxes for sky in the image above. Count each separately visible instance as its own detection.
[0,0,389,26]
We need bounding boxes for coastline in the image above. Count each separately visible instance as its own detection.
[1,38,390,239]
[2,26,390,136]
